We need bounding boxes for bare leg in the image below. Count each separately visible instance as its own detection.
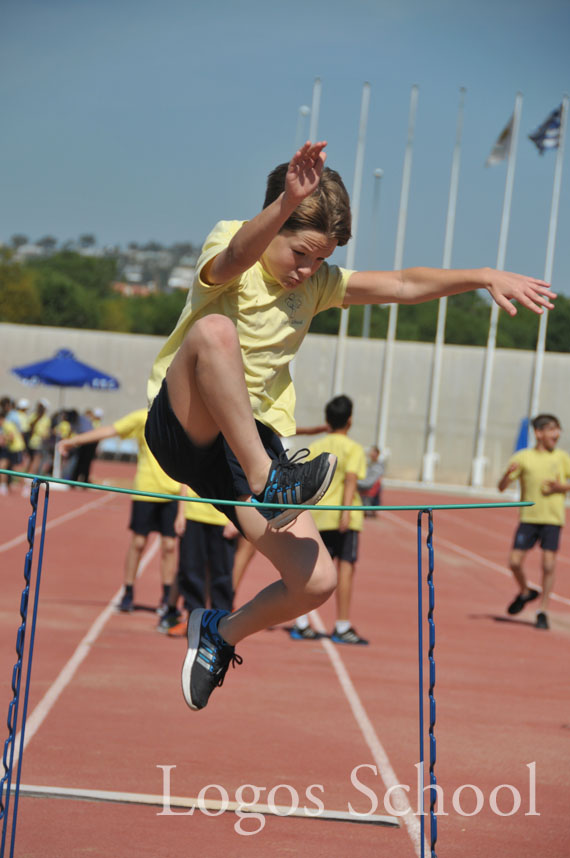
[509,549,530,593]
[539,550,557,612]
[218,508,336,645]
[166,315,272,495]
[160,535,178,586]
[124,534,147,585]
[232,536,257,593]
[335,559,354,622]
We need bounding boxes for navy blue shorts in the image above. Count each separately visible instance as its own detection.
[144,378,284,530]
[513,522,561,552]
[321,529,359,564]
[129,499,178,537]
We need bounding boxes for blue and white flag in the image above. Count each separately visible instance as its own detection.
[485,115,513,166]
[528,105,561,154]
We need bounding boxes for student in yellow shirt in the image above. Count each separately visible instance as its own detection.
[143,140,555,711]
[498,413,570,630]
[158,490,238,635]
[291,395,368,644]
[59,410,183,614]
[0,407,27,495]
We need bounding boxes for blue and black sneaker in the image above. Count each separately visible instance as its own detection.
[252,448,337,529]
[182,609,242,710]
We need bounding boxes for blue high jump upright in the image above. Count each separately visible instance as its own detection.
[0,480,50,858]
[417,509,437,858]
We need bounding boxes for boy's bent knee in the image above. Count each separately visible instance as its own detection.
[187,314,238,351]
[300,563,337,607]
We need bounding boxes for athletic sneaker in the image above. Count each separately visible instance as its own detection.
[167,619,189,638]
[118,591,134,613]
[535,611,549,630]
[331,627,369,645]
[182,609,242,710]
[252,449,337,529]
[157,609,182,633]
[507,588,540,615]
[289,624,321,640]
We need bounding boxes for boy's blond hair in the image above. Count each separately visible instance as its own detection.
[263,163,352,246]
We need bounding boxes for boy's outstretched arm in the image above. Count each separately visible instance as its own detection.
[344,267,556,316]
[203,141,328,286]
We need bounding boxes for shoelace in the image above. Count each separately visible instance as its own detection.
[215,651,243,688]
[273,447,310,479]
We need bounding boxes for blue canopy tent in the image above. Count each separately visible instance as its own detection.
[11,349,120,480]
[12,348,120,400]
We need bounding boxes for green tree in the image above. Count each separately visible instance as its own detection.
[27,251,117,299]
[34,269,101,328]
[0,249,42,323]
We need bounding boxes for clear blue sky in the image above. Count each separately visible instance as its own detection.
[2,0,569,292]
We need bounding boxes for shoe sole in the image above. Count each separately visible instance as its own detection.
[268,454,337,529]
[181,609,204,710]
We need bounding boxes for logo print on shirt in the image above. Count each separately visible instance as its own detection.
[285,293,304,327]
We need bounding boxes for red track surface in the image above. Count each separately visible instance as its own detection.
[1,460,569,857]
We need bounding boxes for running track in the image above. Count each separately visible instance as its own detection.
[1,460,569,857]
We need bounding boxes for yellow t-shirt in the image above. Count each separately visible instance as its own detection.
[1,419,26,453]
[113,409,181,503]
[183,488,229,526]
[29,414,51,451]
[308,433,367,532]
[507,447,570,526]
[147,220,353,437]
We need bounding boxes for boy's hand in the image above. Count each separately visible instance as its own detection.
[57,438,74,458]
[339,509,350,533]
[542,479,566,496]
[485,270,556,316]
[284,141,327,205]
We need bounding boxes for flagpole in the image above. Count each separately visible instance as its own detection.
[471,92,523,487]
[362,168,384,338]
[308,77,321,143]
[421,87,466,482]
[290,91,317,386]
[376,84,419,453]
[527,95,568,429]
[294,104,311,150]
[333,81,371,394]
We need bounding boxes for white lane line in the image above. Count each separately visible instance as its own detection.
[0,491,115,554]
[311,610,426,858]
[13,536,160,761]
[382,511,570,608]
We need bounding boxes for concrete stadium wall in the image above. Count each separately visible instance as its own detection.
[2,322,568,487]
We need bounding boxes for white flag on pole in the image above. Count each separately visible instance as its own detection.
[485,114,514,166]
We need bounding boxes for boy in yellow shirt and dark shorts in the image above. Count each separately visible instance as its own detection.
[144,140,555,711]
[498,413,570,630]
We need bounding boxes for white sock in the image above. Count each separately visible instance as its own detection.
[335,620,351,635]
[295,614,310,630]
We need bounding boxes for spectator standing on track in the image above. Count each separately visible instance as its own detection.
[0,405,27,494]
[143,139,555,711]
[290,395,369,644]
[159,490,238,635]
[498,413,570,630]
[59,409,183,614]
[357,445,384,517]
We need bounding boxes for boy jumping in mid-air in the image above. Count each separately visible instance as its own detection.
[144,140,555,711]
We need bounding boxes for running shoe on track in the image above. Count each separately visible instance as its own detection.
[118,591,134,613]
[182,609,242,710]
[507,588,539,615]
[331,627,369,645]
[289,624,321,640]
[252,449,337,529]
